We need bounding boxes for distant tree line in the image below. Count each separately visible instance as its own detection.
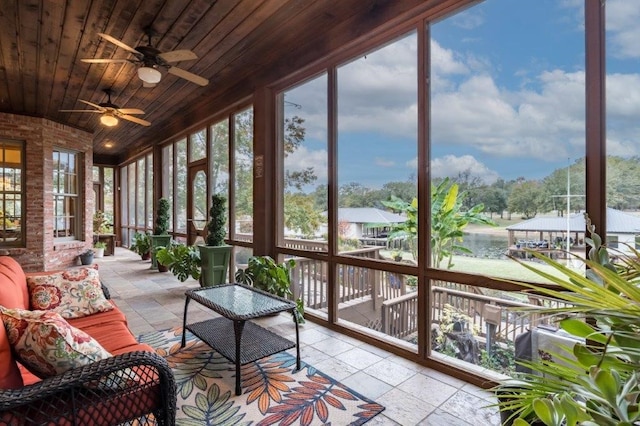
[299,156,640,222]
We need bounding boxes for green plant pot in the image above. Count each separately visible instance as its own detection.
[150,235,172,270]
[198,245,232,287]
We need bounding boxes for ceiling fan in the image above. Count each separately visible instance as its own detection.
[81,28,209,87]
[59,89,151,127]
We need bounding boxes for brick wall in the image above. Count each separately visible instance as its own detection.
[0,112,93,271]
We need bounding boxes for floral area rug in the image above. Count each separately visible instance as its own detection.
[138,326,385,425]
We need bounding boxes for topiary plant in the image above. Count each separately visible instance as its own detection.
[154,198,170,235]
[205,194,226,246]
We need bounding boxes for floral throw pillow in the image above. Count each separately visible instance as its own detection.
[27,266,113,318]
[0,308,111,378]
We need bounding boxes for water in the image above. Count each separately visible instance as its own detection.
[460,232,509,259]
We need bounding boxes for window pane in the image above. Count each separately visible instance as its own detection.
[234,108,253,239]
[281,74,328,251]
[605,1,640,252]
[103,167,114,227]
[293,256,328,321]
[430,1,585,277]
[52,149,79,240]
[210,120,229,196]
[146,154,153,229]
[162,144,174,232]
[0,140,23,246]
[429,0,585,376]
[176,139,187,234]
[336,33,418,258]
[190,128,206,162]
[128,163,135,226]
[136,158,145,227]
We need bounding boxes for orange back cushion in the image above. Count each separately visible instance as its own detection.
[0,256,29,310]
[0,256,28,389]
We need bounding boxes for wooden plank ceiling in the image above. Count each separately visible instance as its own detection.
[0,0,439,164]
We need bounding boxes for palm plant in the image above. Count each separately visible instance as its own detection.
[496,214,640,426]
[382,177,495,268]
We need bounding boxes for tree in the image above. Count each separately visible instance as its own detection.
[479,186,508,218]
[507,180,544,219]
[339,182,375,207]
[283,193,325,238]
[540,159,586,215]
[373,180,417,206]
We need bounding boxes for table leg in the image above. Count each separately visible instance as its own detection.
[181,296,191,348]
[293,309,301,371]
[233,320,246,396]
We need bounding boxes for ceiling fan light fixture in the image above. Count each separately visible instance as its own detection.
[138,66,161,84]
[100,113,119,127]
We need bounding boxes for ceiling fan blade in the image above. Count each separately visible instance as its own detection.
[59,110,102,113]
[81,58,131,64]
[117,108,145,115]
[158,49,198,63]
[97,33,140,55]
[142,81,157,88]
[119,114,151,127]
[167,66,209,86]
[78,100,105,110]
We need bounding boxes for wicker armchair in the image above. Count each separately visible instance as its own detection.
[0,350,176,425]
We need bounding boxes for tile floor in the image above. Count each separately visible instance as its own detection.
[96,248,502,425]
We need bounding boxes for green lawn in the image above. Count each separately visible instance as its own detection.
[380,248,582,284]
[447,255,582,284]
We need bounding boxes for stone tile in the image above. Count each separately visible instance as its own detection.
[462,382,499,403]
[397,372,458,407]
[313,357,360,382]
[377,388,437,425]
[364,358,416,387]
[420,367,468,389]
[419,408,473,426]
[334,346,384,369]
[311,335,356,356]
[359,342,394,358]
[298,327,332,345]
[341,370,393,400]
[294,344,331,366]
[365,414,402,426]
[438,390,501,425]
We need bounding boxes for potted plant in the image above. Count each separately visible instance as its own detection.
[150,198,171,270]
[93,241,106,258]
[130,231,151,260]
[198,194,232,287]
[93,210,109,235]
[79,249,94,265]
[495,214,640,426]
[156,242,201,282]
[235,255,304,324]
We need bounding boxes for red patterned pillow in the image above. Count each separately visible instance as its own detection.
[0,308,111,378]
[26,266,113,318]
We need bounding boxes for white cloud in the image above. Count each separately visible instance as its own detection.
[283,9,640,179]
[430,155,499,184]
[606,0,640,59]
[284,146,328,182]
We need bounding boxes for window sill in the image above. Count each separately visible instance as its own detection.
[53,241,86,251]
[0,248,27,256]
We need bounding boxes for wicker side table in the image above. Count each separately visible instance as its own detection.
[181,283,301,395]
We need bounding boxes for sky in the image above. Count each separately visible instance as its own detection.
[283,0,640,191]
